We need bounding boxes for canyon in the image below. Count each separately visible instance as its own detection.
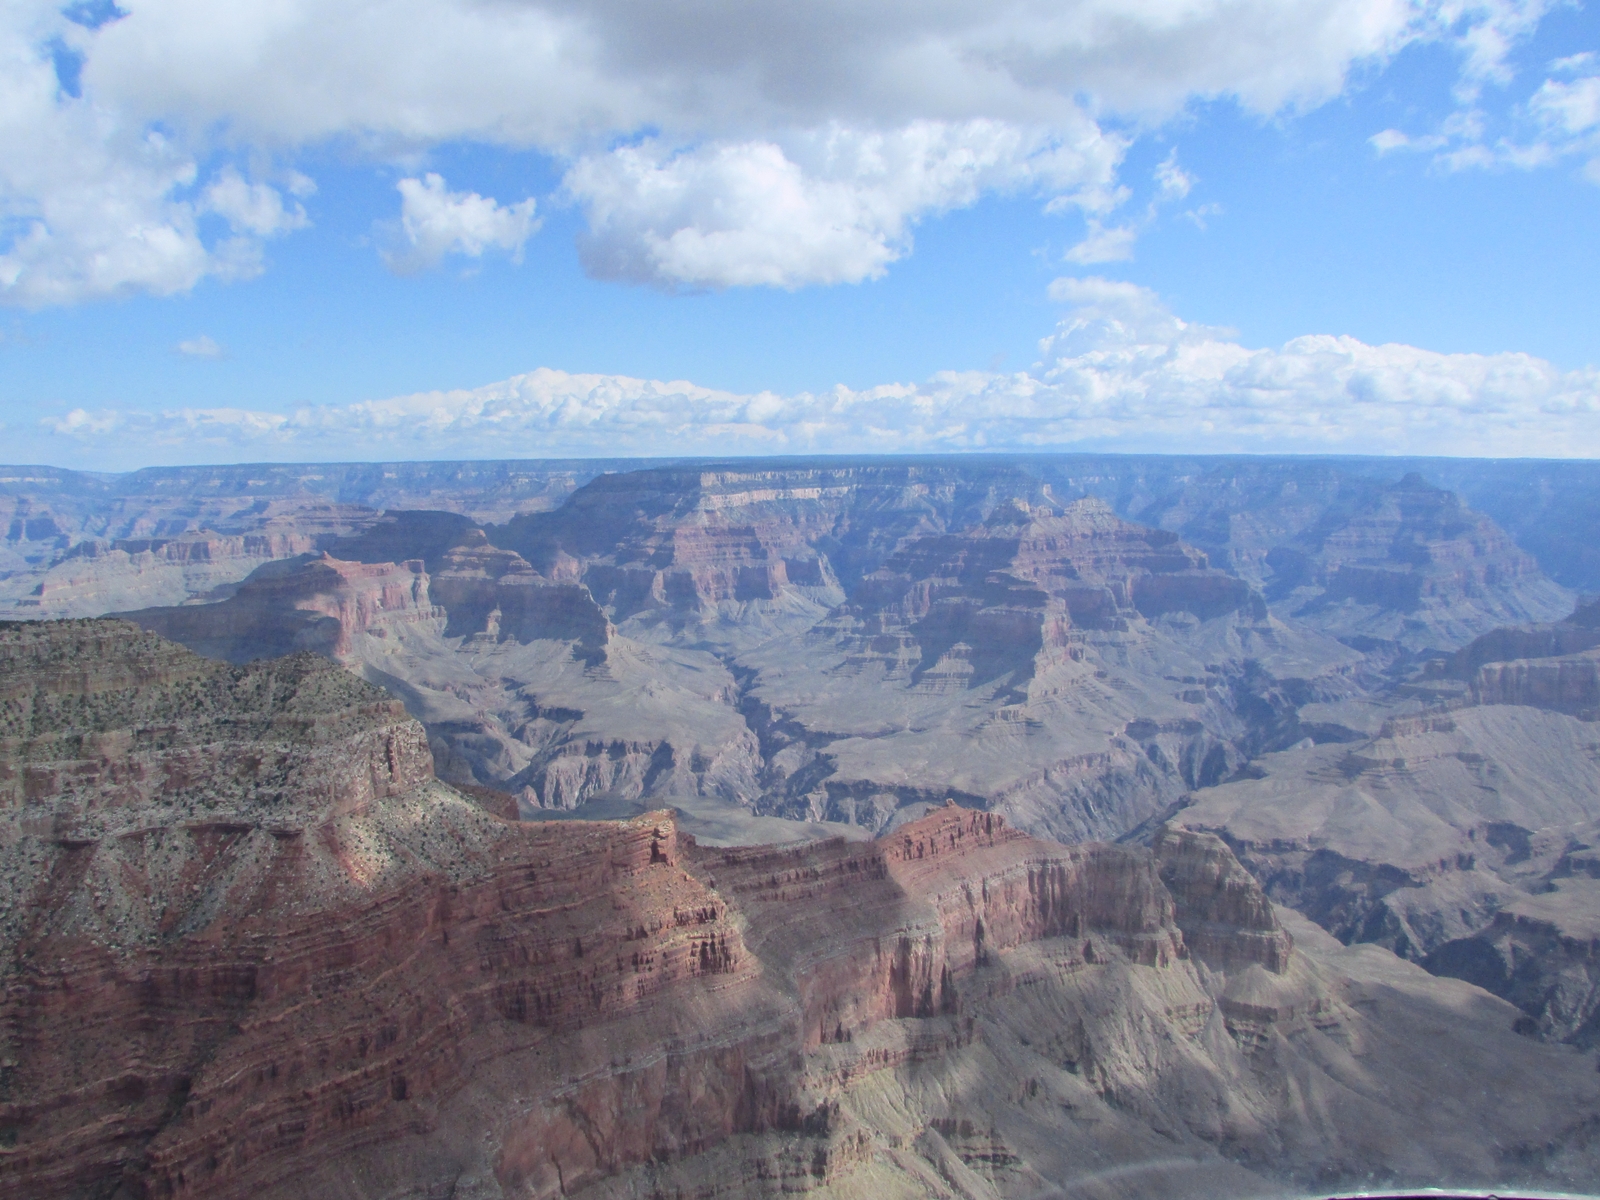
[3,618,1598,1199]
[5,453,1600,1195]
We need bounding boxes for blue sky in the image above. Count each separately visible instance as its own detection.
[0,0,1597,468]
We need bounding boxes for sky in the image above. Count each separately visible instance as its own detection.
[0,0,1597,470]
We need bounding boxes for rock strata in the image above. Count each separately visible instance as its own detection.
[5,621,1598,1198]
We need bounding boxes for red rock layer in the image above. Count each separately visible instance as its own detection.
[126,554,440,663]
[1151,827,1294,972]
[428,531,612,652]
[0,795,1289,1198]
[0,619,434,823]
[492,467,866,625]
[0,622,1305,1200]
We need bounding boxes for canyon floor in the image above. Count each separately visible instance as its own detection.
[4,454,1600,1196]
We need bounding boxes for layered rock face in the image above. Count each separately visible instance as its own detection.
[1171,705,1600,957]
[0,619,433,824]
[739,493,1346,842]
[104,467,1364,843]
[5,624,1598,1200]
[119,537,753,820]
[5,458,1570,847]
[1166,619,1600,1046]
[0,461,667,622]
[821,497,1258,691]
[1258,473,1570,650]
[126,553,441,663]
[1438,599,1600,717]
[1,507,382,620]
[487,462,999,644]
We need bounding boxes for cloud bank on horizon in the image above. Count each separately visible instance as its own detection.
[40,280,1600,465]
[0,0,1588,303]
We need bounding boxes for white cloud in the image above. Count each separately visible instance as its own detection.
[0,0,1559,303]
[1370,19,1600,181]
[175,333,222,357]
[1369,128,1416,153]
[0,10,311,306]
[1064,222,1139,264]
[1530,74,1600,137]
[38,281,1600,463]
[381,173,538,274]
[1154,150,1194,201]
[566,122,1119,288]
[1062,149,1195,264]
[202,167,308,238]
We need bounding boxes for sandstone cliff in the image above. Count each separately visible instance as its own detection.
[5,622,1597,1199]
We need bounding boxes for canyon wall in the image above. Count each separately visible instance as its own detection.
[6,621,1596,1198]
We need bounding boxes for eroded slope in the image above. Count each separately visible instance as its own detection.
[4,621,1597,1199]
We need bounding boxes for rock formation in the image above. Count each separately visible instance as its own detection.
[1165,594,1600,1045]
[8,454,1600,1141]
[113,471,1367,846]
[3,620,1598,1199]
[1254,472,1569,651]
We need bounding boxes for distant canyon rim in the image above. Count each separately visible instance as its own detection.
[5,452,1600,1198]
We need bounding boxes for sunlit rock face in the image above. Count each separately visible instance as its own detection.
[16,456,1600,1129]
[100,460,1565,848]
[99,466,1350,843]
[3,621,1597,1199]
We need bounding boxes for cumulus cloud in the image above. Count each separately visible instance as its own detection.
[39,282,1600,463]
[0,10,313,306]
[567,121,1120,288]
[174,333,222,357]
[381,173,539,274]
[0,0,1561,303]
[202,168,309,238]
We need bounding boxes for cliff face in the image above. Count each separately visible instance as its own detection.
[823,497,1258,692]
[119,546,761,820]
[125,554,441,663]
[0,619,433,821]
[1263,473,1570,650]
[9,622,1596,1199]
[1473,651,1600,716]
[428,531,613,656]
[3,510,379,621]
[1439,600,1600,717]
[21,460,1559,847]
[1151,827,1293,973]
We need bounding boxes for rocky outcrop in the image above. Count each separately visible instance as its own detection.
[491,466,876,637]
[3,622,1599,1199]
[2,511,378,620]
[123,553,440,663]
[1448,597,1600,675]
[122,546,760,818]
[427,531,613,656]
[1425,897,1600,1043]
[1438,599,1600,716]
[1152,827,1293,973]
[1473,651,1600,716]
[0,618,434,828]
[1168,697,1600,1048]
